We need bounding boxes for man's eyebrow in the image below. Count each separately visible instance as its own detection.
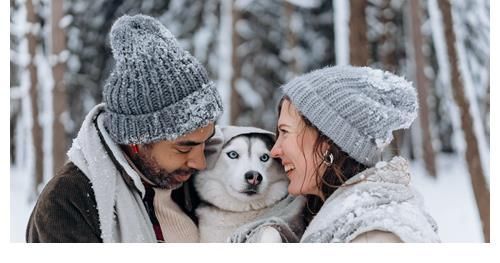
[278,124,291,129]
[176,127,216,147]
[206,127,216,141]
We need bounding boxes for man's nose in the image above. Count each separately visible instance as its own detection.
[187,145,207,171]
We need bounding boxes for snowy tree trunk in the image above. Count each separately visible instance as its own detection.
[378,0,398,73]
[438,0,489,242]
[428,0,464,154]
[51,0,68,175]
[230,3,241,124]
[10,1,18,121]
[451,1,490,181]
[379,0,401,156]
[11,23,20,164]
[408,0,436,177]
[27,0,44,194]
[10,103,19,164]
[284,1,298,74]
[349,0,369,66]
[334,0,350,65]
[217,0,233,126]
[484,74,489,140]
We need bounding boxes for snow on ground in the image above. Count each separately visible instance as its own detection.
[10,153,484,242]
[409,153,484,242]
[10,165,36,242]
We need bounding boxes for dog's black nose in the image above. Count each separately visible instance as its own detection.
[245,171,263,186]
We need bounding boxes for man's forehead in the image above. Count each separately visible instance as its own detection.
[176,123,215,141]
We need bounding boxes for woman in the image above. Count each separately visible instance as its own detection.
[267,65,440,242]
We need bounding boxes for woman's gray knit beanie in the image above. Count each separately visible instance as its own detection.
[281,65,418,166]
[102,14,223,145]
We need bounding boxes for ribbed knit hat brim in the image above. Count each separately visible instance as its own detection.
[103,81,222,144]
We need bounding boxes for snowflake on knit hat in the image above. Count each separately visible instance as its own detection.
[374,136,393,149]
[364,67,413,93]
[363,67,418,129]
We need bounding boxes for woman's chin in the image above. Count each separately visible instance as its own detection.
[287,185,301,196]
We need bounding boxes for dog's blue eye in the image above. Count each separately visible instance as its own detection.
[226,151,239,159]
[260,154,269,162]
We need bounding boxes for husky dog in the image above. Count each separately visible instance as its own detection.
[194,126,289,242]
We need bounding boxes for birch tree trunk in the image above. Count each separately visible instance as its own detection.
[438,0,489,242]
[484,74,489,141]
[284,1,298,75]
[27,0,44,194]
[217,0,233,126]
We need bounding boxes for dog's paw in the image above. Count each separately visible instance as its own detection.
[257,227,282,243]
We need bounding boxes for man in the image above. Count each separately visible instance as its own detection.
[26,14,223,242]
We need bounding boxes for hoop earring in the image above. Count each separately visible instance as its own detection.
[323,150,334,166]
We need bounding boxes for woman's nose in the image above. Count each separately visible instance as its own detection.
[270,144,282,158]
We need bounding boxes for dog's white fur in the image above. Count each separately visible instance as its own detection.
[194,134,289,242]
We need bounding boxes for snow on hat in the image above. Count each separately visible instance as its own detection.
[281,65,418,166]
[102,14,223,145]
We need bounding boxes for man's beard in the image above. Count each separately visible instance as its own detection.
[131,152,197,189]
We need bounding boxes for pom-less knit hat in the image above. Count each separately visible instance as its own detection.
[102,14,223,145]
[281,66,418,166]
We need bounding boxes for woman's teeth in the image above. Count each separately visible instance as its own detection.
[284,165,295,173]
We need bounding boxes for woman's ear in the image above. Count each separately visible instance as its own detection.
[320,141,331,154]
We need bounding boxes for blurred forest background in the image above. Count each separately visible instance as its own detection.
[10,0,490,241]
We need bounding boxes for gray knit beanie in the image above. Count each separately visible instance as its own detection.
[102,14,223,145]
[281,66,418,166]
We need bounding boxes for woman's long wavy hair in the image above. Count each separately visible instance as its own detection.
[276,96,368,224]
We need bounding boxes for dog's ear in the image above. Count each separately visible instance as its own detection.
[204,125,224,170]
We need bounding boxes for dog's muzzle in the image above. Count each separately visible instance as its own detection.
[243,170,263,195]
